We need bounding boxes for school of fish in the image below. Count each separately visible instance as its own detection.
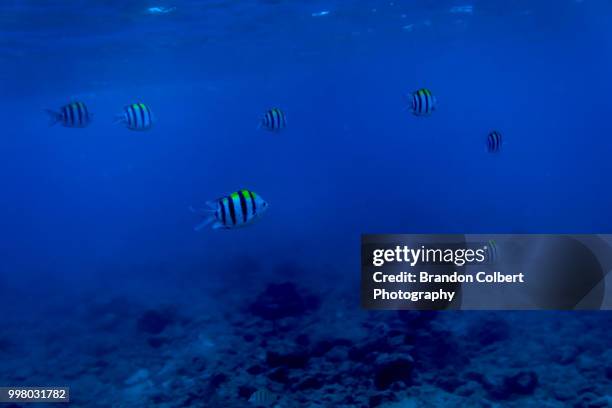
[45,90,503,232]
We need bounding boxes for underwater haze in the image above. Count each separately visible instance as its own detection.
[1,0,612,407]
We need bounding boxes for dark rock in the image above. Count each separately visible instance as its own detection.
[151,393,172,404]
[334,338,353,347]
[178,387,202,406]
[577,384,598,395]
[249,282,320,320]
[374,355,414,390]
[296,376,324,391]
[348,338,390,362]
[471,317,509,346]
[261,322,294,335]
[586,396,611,408]
[210,373,228,388]
[190,357,206,372]
[552,385,574,401]
[137,309,175,334]
[465,371,486,383]
[312,340,336,357]
[312,338,353,357]
[390,382,405,392]
[487,371,538,399]
[295,334,310,347]
[403,332,418,345]
[605,366,612,380]
[247,365,265,375]
[413,329,467,369]
[176,365,190,376]
[243,334,256,342]
[387,329,404,337]
[573,392,606,408]
[267,350,310,369]
[555,345,580,365]
[238,386,256,399]
[435,374,462,392]
[326,346,349,363]
[387,333,409,349]
[456,381,480,397]
[268,367,290,384]
[369,394,385,407]
[396,310,437,329]
[369,392,393,407]
[503,371,538,395]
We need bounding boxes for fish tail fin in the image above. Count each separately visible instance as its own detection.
[190,200,218,213]
[45,109,61,126]
[194,217,215,232]
[114,114,125,124]
[189,205,208,215]
[190,205,217,232]
[402,94,413,112]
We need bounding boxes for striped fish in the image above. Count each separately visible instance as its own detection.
[117,103,154,131]
[260,108,286,131]
[248,388,277,406]
[408,88,437,116]
[46,102,92,128]
[487,130,502,153]
[190,189,268,231]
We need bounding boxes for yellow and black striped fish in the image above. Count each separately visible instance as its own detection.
[46,102,92,128]
[190,189,268,231]
[117,103,154,131]
[248,388,277,406]
[259,108,286,131]
[408,88,437,116]
[487,130,502,153]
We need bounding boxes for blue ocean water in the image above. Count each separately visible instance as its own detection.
[1,1,612,407]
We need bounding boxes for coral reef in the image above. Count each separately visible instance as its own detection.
[1,275,611,407]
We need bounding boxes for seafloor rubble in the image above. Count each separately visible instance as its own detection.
[0,264,611,408]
